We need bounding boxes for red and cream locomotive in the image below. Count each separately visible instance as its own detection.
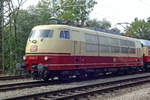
[21,24,150,81]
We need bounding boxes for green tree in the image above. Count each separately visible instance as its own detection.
[87,18,111,29]
[99,19,111,29]
[2,0,27,74]
[54,0,97,25]
[3,9,33,73]
[29,0,97,25]
[28,1,51,25]
[111,27,120,33]
[127,18,150,39]
[86,19,102,27]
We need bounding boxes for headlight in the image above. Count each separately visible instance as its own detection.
[23,56,26,60]
[44,56,48,61]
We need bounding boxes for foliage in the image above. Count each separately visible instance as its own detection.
[127,18,150,39]
[23,0,97,25]
[51,0,97,25]
[111,27,120,33]
[86,18,111,29]
[27,4,51,25]
[1,0,27,74]
[3,10,32,74]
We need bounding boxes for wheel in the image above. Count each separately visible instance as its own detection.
[32,71,39,80]
[42,70,49,81]
[59,75,69,81]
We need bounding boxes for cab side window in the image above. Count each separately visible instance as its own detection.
[60,30,70,39]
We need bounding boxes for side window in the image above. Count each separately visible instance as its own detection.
[86,43,98,52]
[60,31,65,38]
[65,31,70,39]
[60,30,70,39]
[129,48,136,54]
[121,47,128,53]
[100,45,110,53]
[85,34,98,43]
[99,36,109,45]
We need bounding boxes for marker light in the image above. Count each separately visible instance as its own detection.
[23,56,26,60]
[44,56,48,61]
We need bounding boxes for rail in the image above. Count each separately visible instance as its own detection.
[4,74,150,100]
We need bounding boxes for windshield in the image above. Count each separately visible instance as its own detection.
[29,29,53,39]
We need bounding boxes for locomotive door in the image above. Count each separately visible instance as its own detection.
[73,41,81,69]
[74,41,81,55]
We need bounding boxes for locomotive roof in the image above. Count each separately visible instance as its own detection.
[33,24,139,42]
[140,39,150,47]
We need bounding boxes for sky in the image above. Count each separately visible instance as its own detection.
[90,0,150,30]
[22,0,150,31]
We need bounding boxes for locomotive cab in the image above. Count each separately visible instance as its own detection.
[24,25,73,80]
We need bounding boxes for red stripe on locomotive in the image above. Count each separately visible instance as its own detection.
[25,53,143,70]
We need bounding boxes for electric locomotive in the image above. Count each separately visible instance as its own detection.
[22,24,144,81]
[140,40,150,70]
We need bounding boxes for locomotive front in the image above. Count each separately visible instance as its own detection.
[22,25,72,80]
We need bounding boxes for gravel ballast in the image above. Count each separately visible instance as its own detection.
[1,73,150,99]
[104,83,150,100]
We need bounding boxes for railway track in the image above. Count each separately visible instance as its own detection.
[3,74,150,100]
[0,75,30,80]
[0,80,51,92]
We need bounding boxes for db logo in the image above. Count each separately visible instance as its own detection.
[30,45,38,52]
